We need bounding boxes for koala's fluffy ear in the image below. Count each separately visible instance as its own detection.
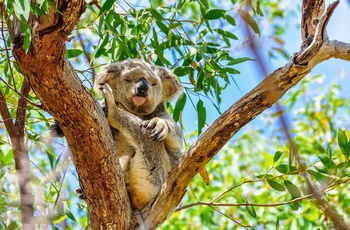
[94,63,123,96]
[155,66,182,101]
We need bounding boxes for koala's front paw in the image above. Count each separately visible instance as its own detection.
[141,118,169,141]
[98,83,114,104]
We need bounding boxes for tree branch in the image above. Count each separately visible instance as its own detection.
[142,1,349,228]
[0,62,34,230]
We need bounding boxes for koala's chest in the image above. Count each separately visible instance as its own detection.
[113,130,137,157]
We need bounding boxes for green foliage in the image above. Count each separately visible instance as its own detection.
[162,74,350,229]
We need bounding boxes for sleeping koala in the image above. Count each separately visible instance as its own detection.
[93,60,183,210]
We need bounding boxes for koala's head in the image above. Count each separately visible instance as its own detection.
[94,60,182,115]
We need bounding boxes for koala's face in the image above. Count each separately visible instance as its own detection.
[95,60,182,116]
[114,67,163,115]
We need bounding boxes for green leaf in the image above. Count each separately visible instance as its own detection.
[156,21,170,34]
[275,164,288,174]
[318,155,335,170]
[94,34,110,58]
[152,27,165,62]
[173,66,193,77]
[30,3,45,17]
[20,17,31,52]
[338,129,350,159]
[222,67,239,75]
[173,93,186,122]
[238,9,260,36]
[273,151,283,163]
[13,0,30,20]
[199,0,209,9]
[99,0,114,15]
[204,9,226,20]
[276,215,280,230]
[284,180,301,199]
[53,214,67,224]
[1,149,13,165]
[267,179,286,191]
[227,57,252,65]
[66,210,76,222]
[197,100,206,135]
[246,205,256,218]
[307,170,331,184]
[256,174,273,179]
[290,201,302,211]
[149,8,163,21]
[66,49,83,58]
[225,15,236,26]
[215,29,238,40]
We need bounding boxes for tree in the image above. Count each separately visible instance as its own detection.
[0,0,349,229]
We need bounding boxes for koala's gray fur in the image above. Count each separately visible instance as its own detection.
[94,59,183,210]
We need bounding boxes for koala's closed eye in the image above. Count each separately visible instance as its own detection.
[124,78,132,83]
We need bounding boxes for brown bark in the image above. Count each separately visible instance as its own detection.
[10,1,132,229]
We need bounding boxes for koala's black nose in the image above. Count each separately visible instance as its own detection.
[136,78,149,97]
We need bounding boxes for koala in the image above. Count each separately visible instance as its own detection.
[93,60,183,210]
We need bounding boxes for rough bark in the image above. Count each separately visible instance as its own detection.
[10,1,132,229]
[6,0,350,229]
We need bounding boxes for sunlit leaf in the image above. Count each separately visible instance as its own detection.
[1,150,13,165]
[307,170,331,184]
[66,49,84,58]
[204,9,226,20]
[225,15,236,26]
[275,164,288,174]
[173,66,193,77]
[215,29,238,40]
[173,93,186,122]
[246,205,257,218]
[20,17,31,52]
[273,151,283,163]
[149,8,163,21]
[284,180,301,199]
[267,179,286,191]
[199,0,209,9]
[338,129,350,159]
[197,100,206,135]
[238,9,260,36]
[99,0,114,15]
[53,215,67,224]
[227,57,252,65]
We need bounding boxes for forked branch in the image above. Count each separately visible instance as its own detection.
[142,1,349,228]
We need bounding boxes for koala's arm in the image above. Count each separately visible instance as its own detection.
[100,83,147,143]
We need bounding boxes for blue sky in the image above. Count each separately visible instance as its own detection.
[180,0,350,137]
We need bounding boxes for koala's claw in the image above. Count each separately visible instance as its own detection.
[141,118,169,141]
[75,188,86,200]
[99,83,114,103]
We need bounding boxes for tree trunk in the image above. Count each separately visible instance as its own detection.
[11,1,132,229]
